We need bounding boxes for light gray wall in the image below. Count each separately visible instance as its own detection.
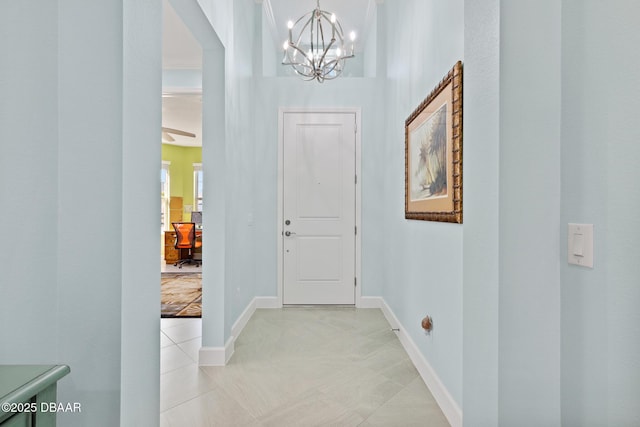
[172,0,229,350]
[464,1,640,425]
[380,0,464,407]
[222,0,259,341]
[462,0,500,423]
[57,1,161,423]
[120,1,163,425]
[390,1,640,424]
[0,1,161,426]
[0,0,59,363]
[173,0,258,348]
[498,1,562,425]
[561,1,640,426]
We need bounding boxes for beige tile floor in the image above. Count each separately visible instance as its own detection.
[160,308,450,427]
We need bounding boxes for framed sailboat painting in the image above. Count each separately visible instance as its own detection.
[405,61,463,223]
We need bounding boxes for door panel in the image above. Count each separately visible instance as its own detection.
[297,236,342,281]
[283,112,355,304]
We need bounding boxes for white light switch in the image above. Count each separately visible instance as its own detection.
[568,223,593,268]
[572,233,584,256]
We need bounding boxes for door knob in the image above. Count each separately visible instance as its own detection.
[284,231,296,237]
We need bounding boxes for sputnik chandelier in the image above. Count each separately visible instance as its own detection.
[281,0,356,83]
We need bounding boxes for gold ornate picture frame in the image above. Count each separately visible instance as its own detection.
[405,61,463,223]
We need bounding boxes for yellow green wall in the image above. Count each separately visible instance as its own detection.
[162,144,202,221]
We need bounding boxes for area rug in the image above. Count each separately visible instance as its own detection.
[161,273,201,318]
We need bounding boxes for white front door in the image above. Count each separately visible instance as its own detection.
[282,112,356,305]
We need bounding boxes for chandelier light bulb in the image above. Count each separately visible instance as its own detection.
[336,47,342,57]
[350,31,356,42]
[283,41,289,51]
[287,20,294,29]
[330,14,336,23]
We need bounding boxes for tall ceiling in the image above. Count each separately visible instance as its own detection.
[262,0,377,54]
[162,0,202,147]
[162,0,202,70]
[161,0,378,148]
[161,93,203,147]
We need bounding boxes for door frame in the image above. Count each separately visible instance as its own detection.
[277,107,362,307]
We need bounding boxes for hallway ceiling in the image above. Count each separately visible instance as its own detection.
[262,0,378,54]
[161,94,202,148]
[162,0,202,147]
[162,0,202,70]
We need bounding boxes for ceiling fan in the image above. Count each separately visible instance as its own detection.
[162,126,196,143]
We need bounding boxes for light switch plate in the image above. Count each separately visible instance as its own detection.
[568,223,593,268]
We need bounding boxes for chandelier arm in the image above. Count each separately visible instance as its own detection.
[284,49,316,77]
[284,43,326,80]
[319,63,343,80]
[286,44,314,68]
[319,10,347,60]
[331,17,351,55]
[317,37,336,69]
[291,62,315,78]
[294,61,317,80]
[293,11,313,29]
[310,9,316,63]
[292,13,313,47]
[321,58,343,76]
[333,18,345,38]
[299,69,318,80]
[317,15,324,54]
[318,10,338,39]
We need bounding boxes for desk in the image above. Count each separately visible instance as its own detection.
[0,365,70,426]
[164,230,202,264]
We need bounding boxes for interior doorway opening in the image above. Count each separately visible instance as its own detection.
[160,0,204,327]
[160,94,203,274]
[159,0,227,369]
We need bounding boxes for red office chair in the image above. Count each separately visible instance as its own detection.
[172,222,202,268]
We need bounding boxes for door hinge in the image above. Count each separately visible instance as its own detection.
[355,226,357,235]
[354,277,357,287]
[354,121,357,133]
[355,174,357,184]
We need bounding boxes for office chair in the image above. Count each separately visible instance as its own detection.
[172,222,202,268]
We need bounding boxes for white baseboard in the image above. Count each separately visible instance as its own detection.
[255,296,282,309]
[358,296,383,308]
[200,296,280,367]
[379,299,462,427]
[198,335,234,366]
[231,298,257,339]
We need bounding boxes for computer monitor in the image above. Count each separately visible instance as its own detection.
[191,211,202,227]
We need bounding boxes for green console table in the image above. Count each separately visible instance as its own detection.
[0,365,70,426]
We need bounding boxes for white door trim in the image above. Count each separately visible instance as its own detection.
[277,107,362,307]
